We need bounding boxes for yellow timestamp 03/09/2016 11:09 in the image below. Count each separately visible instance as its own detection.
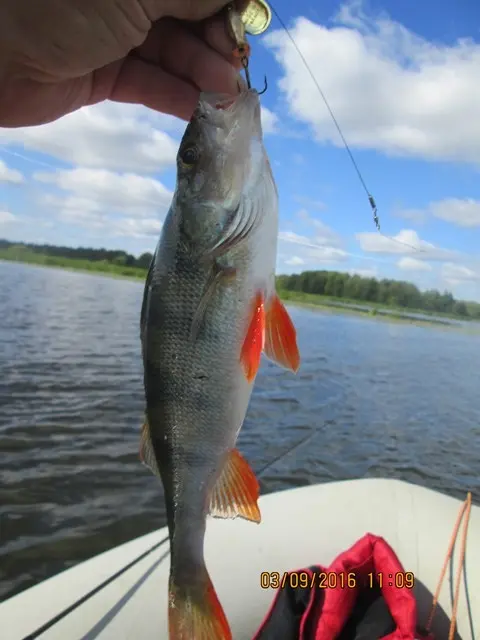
[259,571,415,590]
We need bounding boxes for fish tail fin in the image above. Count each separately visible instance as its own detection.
[168,570,231,640]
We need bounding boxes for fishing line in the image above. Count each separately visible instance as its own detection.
[0,9,427,632]
[0,147,59,169]
[1,82,421,254]
[15,415,331,638]
[256,418,337,479]
[256,374,345,480]
[16,390,342,638]
[20,535,169,640]
[268,3,424,254]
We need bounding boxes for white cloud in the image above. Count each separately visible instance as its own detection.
[441,262,480,284]
[285,256,305,266]
[310,218,343,247]
[279,230,345,251]
[279,209,348,266]
[347,267,378,278]
[32,167,172,238]
[0,211,16,224]
[261,107,279,134]
[0,160,23,184]
[0,102,179,173]
[279,230,311,246]
[264,2,480,164]
[35,168,172,218]
[395,198,480,228]
[279,231,348,264]
[0,99,279,175]
[397,256,433,272]
[394,208,427,225]
[41,194,104,226]
[356,228,455,261]
[429,198,480,227]
[112,218,163,238]
[293,209,343,247]
[394,198,480,228]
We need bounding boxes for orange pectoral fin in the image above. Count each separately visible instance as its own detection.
[240,291,265,383]
[209,448,261,523]
[264,294,300,373]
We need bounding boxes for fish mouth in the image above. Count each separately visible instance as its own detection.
[200,86,257,109]
[196,88,261,129]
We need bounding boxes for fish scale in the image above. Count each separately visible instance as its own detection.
[140,88,300,640]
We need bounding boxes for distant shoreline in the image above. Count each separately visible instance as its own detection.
[278,289,463,327]
[2,254,476,332]
[0,254,146,281]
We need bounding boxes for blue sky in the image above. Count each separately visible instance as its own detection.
[1,0,480,300]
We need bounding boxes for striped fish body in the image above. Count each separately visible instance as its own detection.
[140,89,300,640]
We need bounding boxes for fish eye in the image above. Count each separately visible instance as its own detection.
[179,145,199,167]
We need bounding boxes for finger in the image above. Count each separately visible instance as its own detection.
[202,13,244,66]
[107,56,200,121]
[188,1,252,64]
[145,0,247,22]
[0,75,92,126]
[136,19,241,95]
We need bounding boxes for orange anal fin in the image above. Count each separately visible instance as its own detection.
[169,576,231,640]
[139,418,161,478]
[240,291,265,383]
[264,294,300,373]
[209,448,261,524]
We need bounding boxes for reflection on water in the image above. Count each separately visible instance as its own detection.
[0,261,479,600]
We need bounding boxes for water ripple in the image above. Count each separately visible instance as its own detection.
[0,261,479,601]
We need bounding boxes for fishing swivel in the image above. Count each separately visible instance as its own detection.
[226,0,384,235]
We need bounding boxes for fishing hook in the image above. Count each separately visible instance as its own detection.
[239,53,268,95]
[257,75,268,95]
[226,3,268,94]
[267,1,389,236]
[239,50,252,90]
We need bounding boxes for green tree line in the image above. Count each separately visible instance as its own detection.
[277,271,480,319]
[0,239,154,270]
[1,239,479,319]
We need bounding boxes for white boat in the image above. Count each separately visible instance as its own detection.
[1,478,478,640]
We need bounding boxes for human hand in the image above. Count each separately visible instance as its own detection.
[0,0,248,127]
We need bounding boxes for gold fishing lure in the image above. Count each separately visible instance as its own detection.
[226,1,271,90]
[241,0,272,35]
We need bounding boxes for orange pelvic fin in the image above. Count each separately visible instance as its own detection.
[264,293,300,373]
[240,291,265,383]
[169,575,231,640]
[209,449,261,523]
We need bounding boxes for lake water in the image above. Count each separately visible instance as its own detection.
[1,261,479,602]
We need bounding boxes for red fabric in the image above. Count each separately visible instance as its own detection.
[310,533,416,640]
[253,533,436,640]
